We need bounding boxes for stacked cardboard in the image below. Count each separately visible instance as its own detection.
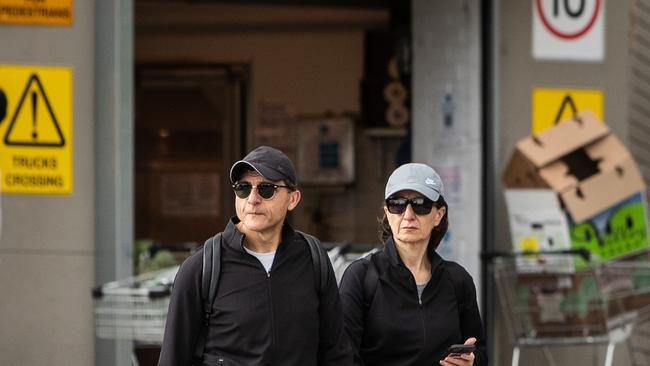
[502,110,649,272]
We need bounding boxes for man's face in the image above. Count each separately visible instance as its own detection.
[234,171,301,236]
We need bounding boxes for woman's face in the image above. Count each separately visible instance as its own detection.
[384,190,446,246]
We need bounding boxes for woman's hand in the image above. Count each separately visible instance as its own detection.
[439,337,476,366]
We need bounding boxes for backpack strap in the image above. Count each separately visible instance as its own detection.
[193,233,222,364]
[296,230,328,295]
[444,262,465,316]
[361,252,379,310]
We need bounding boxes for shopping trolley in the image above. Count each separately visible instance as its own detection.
[327,242,379,284]
[600,260,650,365]
[91,241,369,342]
[92,265,178,344]
[491,251,650,366]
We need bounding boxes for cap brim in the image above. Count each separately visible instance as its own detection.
[230,160,287,183]
[385,182,441,202]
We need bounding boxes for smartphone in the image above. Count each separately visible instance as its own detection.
[440,344,476,360]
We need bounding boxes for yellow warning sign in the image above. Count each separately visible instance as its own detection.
[0,0,73,26]
[532,88,604,134]
[0,65,73,195]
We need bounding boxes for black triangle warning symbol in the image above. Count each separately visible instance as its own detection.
[553,94,578,125]
[4,74,65,147]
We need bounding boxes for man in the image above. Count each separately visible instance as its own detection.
[158,146,352,366]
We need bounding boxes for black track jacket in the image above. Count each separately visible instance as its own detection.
[339,238,488,366]
[158,218,353,366]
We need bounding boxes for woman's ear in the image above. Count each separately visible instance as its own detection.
[434,205,446,226]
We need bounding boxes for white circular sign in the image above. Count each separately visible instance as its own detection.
[535,0,602,40]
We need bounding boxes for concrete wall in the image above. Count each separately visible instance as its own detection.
[0,1,96,365]
[412,0,483,302]
[495,0,632,364]
[95,0,134,365]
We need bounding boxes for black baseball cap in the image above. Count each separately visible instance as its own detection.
[229,146,297,186]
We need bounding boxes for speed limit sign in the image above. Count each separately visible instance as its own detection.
[532,0,604,61]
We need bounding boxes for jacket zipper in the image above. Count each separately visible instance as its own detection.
[244,250,276,362]
[408,270,427,355]
[418,301,426,352]
[267,270,276,362]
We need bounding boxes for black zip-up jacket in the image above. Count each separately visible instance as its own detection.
[158,218,353,366]
[339,238,488,366]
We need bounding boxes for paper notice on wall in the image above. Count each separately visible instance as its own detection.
[432,165,463,260]
[433,165,462,207]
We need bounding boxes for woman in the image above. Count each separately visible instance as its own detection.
[339,163,487,366]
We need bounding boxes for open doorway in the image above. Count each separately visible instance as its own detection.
[134,64,247,265]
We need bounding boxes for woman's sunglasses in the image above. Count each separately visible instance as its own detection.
[232,181,291,200]
[385,196,434,215]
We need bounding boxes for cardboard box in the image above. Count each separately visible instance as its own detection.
[502,110,650,272]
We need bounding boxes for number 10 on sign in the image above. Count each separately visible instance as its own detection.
[532,0,605,62]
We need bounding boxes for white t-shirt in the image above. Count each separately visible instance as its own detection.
[244,246,276,274]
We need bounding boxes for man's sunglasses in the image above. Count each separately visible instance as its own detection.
[385,196,435,215]
[232,182,291,200]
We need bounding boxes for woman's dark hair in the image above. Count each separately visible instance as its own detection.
[379,195,449,253]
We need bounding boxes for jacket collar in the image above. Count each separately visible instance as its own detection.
[384,236,444,274]
[222,216,296,252]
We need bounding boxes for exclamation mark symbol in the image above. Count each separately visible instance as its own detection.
[31,90,38,140]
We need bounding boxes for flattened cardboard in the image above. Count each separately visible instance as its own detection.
[560,159,646,223]
[515,111,609,168]
[502,149,550,189]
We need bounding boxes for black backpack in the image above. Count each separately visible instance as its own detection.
[192,231,329,363]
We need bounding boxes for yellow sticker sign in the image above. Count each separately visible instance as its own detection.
[0,65,73,194]
[0,0,73,26]
[532,88,604,134]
